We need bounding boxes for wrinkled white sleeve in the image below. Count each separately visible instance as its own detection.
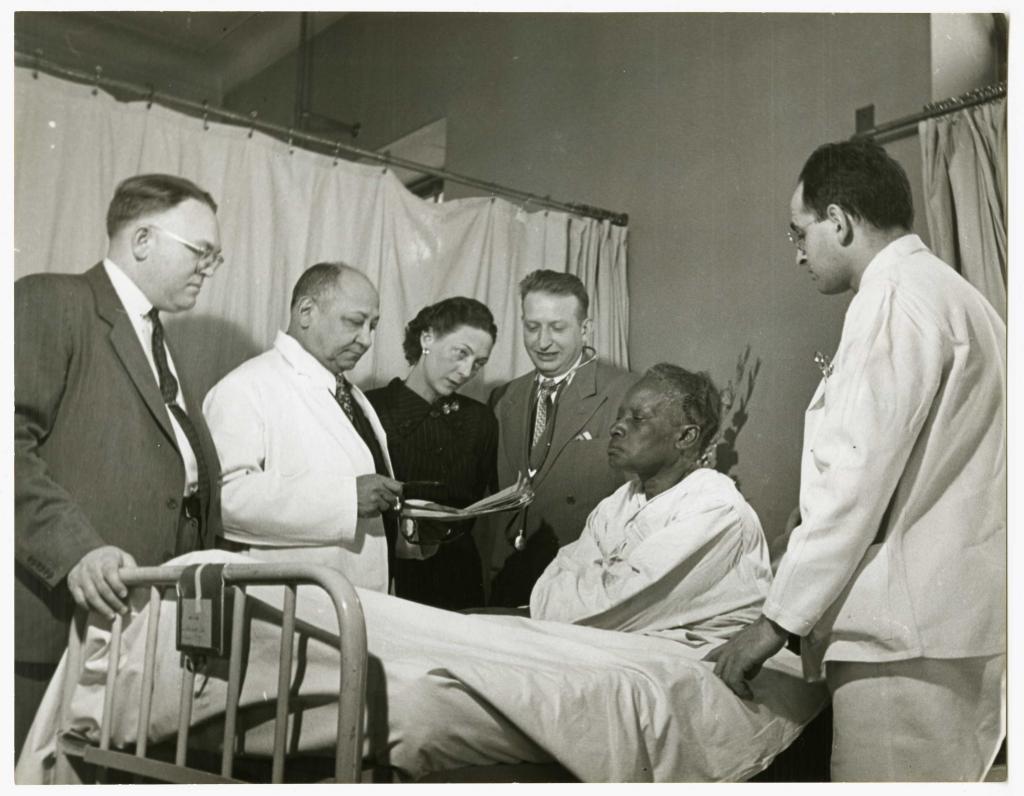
[764,285,944,636]
[202,377,359,546]
[530,495,747,630]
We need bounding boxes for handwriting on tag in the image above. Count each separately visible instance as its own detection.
[180,599,213,647]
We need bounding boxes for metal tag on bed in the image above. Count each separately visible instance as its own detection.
[175,563,233,658]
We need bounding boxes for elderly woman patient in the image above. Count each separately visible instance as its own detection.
[370,364,784,780]
[20,365,819,783]
[527,363,769,637]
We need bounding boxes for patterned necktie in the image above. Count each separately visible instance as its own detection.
[532,378,558,449]
[335,373,357,423]
[147,309,210,513]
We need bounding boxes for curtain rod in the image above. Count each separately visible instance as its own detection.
[15,50,629,227]
[854,81,1006,142]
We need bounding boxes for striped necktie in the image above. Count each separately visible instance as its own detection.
[532,378,558,449]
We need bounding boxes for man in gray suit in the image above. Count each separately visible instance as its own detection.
[14,174,224,755]
[486,270,638,607]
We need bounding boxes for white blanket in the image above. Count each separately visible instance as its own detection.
[18,551,826,783]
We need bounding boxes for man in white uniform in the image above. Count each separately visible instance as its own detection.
[203,263,418,592]
[707,139,1006,781]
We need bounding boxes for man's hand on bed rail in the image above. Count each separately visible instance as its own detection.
[703,614,789,700]
[66,545,138,619]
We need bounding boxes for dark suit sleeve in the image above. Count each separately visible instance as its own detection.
[15,277,106,587]
[487,382,508,412]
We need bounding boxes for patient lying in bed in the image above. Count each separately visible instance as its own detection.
[18,367,827,782]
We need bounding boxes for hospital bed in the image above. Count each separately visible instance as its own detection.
[19,551,830,784]
[33,561,366,784]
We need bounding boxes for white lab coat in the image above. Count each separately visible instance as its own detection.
[204,331,411,592]
[764,235,1006,679]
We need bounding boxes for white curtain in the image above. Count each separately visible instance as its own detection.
[14,68,630,402]
[919,97,1007,320]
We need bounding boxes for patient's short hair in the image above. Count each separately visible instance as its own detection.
[518,270,589,320]
[403,297,498,364]
[290,262,361,309]
[644,364,721,453]
[106,174,217,237]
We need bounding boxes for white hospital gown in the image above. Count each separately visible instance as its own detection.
[531,468,772,649]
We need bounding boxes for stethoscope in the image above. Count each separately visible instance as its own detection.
[513,345,598,551]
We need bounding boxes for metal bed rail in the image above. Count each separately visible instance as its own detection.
[54,562,368,784]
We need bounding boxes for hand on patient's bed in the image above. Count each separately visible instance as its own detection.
[704,614,791,699]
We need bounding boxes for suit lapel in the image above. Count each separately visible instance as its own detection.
[86,265,177,446]
[500,375,533,477]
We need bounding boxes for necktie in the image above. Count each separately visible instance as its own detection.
[334,373,398,575]
[335,373,357,423]
[147,309,210,516]
[532,378,558,449]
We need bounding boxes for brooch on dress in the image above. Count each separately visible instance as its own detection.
[813,351,834,381]
[440,398,460,415]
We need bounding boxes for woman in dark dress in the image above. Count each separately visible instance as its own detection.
[366,297,498,610]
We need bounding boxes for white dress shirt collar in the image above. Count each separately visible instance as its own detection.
[103,258,153,318]
[537,350,584,389]
[274,330,339,393]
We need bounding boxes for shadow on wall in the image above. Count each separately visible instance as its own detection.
[711,345,762,490]
[165,314,263,402]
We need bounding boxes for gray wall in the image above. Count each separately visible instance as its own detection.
[227,12,932,541]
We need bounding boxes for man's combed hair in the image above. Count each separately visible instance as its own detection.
[106,174,217,237]
[798,139,913,231]
[290,262,355,309]
[518,270,589,320]
[403,297,498,364]
[645,363,721,453]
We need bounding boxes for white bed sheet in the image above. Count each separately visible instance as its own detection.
[18,550,827,783]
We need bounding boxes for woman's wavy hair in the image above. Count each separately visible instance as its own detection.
[403,297,498,364]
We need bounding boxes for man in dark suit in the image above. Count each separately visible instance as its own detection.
[14,174,224,755]
[486,270,639,607]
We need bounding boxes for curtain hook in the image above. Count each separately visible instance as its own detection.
[201,100,209,131]
[33,49,42,79]
[145,83,155,110]
[247,110,258,139]
[381,150,390,174]
[332,142,341,166]
[91,65,103,96]
[287,128,294,154]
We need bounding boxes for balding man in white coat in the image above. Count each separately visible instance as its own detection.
[204,262,424,592]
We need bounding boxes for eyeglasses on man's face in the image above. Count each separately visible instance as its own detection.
[787,218,829,254]
[786,227,805,252]
[148,224,224,275]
